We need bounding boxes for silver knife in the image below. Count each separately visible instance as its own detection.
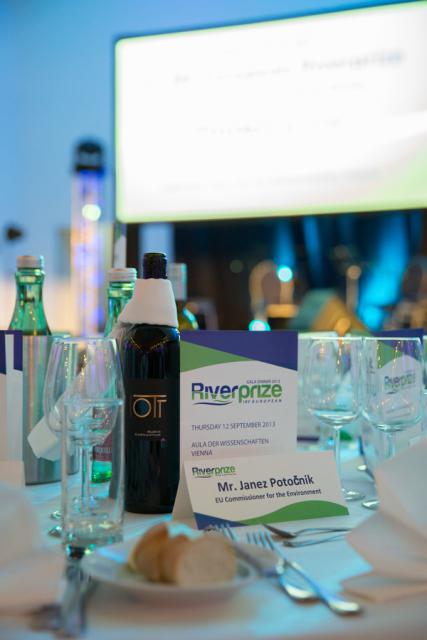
[232,542,316,602]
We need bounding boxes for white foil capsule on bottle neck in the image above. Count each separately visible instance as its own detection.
[118,278,178,328]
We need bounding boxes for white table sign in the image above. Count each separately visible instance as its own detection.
[183,450,348,529]
[174,330,298,521]
[180,330,298,461]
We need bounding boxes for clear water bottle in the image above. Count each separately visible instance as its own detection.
[92,267,136,484]
[9,255,51,335]
[9,256,59,483]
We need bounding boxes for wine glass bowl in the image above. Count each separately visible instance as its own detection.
[362,337,424,440]
[64,398,122,446]
[360,336,424,509]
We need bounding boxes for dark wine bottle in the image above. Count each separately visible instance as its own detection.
[120,253,180,514]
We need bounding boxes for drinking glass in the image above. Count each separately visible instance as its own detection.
[43,337,124,555]
[423,336,427,433]
[302,336,364,501]
[43,337,71,529]
[361,336,424,509]
[298,332,337,448]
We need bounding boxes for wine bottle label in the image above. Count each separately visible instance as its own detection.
[93,432,113,462]
[125,378,179,440]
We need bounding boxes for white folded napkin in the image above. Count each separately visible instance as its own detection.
[0,483,64,612]
[343,437,427,602]
[27,416,60,461]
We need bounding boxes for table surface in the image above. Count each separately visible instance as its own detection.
[1,453,426,640]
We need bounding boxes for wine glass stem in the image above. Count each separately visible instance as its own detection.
[332,426,342,485]
[387,433,396,458]
[81,445,92,512]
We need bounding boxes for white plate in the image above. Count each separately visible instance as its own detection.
[82,538,274,604]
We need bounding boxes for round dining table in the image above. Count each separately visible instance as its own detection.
[1,458,425,640]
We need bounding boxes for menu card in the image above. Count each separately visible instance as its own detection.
[180,330,298,461]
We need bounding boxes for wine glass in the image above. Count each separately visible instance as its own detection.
[43,337,70,530]
[302,336,364,501]
[422,336,427,433]
[361,336,424,509]
[298,332,337,449]
[44,337,124,554]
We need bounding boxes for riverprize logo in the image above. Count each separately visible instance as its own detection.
[191,382,283,406]
[384,370,416,395]
[191,465,236,478]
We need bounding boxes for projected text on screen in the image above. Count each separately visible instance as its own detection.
[115,2,427,222]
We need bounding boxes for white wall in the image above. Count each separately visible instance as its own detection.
[0,0,300,328]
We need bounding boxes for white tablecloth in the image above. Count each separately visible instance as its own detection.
[1,457,426,640]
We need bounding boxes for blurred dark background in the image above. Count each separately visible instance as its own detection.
[127,209,427,332]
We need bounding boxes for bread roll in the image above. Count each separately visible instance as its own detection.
[128,522,169,581]
[128,522,236,586]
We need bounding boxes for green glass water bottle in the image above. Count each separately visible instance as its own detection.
[92,267,136,484]
[9,255,51,335]
[104,267,137,337]
[169,263,199,331]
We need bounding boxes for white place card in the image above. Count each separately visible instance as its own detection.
[181,451,348,529]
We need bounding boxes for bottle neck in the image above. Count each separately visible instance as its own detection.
[143,253,167,279]
[108,281,135,300]
[105,281,135,335]
[17,269,44,299]
[9,268,50,335]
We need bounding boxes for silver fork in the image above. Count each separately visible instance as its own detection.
[277,532,346,548]
[252,530,362,616]
[212,525,316,602]
[265,523,351,539]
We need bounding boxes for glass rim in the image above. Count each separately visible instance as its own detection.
[362,336,422,342]
[307,335,362,341]
[53,336,116,342]
[51,336,117,345]
[298,332,337,339]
